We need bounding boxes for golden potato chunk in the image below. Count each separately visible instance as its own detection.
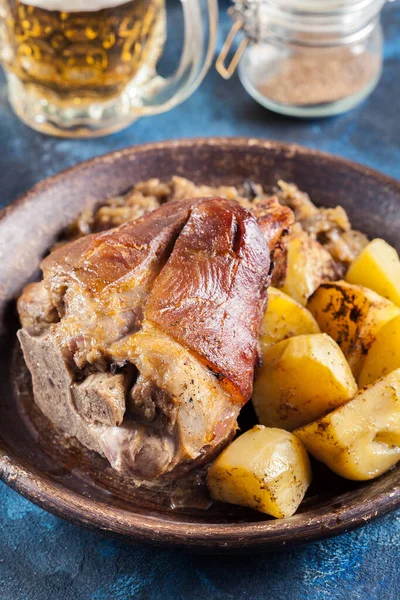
[279,226,338,306]
[295,369,400,480]
[207,426,311,518]
[307,281,400,379]
[359,315,400,387]
[253,333,357,431]
[346,238,400,307]
[260,287,320,350]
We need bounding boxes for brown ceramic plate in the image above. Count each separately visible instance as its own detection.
[1,138,400,552]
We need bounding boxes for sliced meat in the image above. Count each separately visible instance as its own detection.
[17,325,106,455]
[128,375,176,430]
[71,372,128,426]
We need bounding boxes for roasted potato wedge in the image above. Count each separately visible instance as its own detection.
[346,238,400,306]
[307,281,400,379]
[253,333,357,431]
[295,369,400,480]
[359,314,400,386]
[207,426,311,518]
[279,225,338,306]
[260,287,320,349]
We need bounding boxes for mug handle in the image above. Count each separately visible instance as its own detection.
[136,0,218,116]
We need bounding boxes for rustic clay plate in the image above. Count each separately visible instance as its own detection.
[1,138,400,552]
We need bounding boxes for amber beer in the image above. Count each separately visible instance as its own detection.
[4,0,166,98]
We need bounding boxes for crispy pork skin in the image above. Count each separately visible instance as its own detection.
[18,196,292,482]
[144,198,271,401]
[40,199,198,369]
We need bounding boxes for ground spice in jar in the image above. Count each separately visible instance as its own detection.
[258,47,381,106]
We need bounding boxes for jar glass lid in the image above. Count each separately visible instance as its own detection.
[230,0,387,41]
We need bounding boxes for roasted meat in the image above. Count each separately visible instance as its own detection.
[17,281,58,328]
[41,199,196,370]
[18,196,292,482]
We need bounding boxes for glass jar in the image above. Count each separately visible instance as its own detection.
[217,0,387,117]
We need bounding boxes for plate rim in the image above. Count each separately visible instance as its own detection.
[2,136,400,225]
[1,438,400,550]
[1,136,400,551]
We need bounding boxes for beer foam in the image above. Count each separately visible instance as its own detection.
[20,0,132,12]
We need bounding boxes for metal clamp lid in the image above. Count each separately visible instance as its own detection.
[216,1,260,79]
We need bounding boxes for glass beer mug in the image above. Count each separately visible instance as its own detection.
[0,0,217,136]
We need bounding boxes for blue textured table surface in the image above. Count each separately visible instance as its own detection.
[1,2,400,599]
